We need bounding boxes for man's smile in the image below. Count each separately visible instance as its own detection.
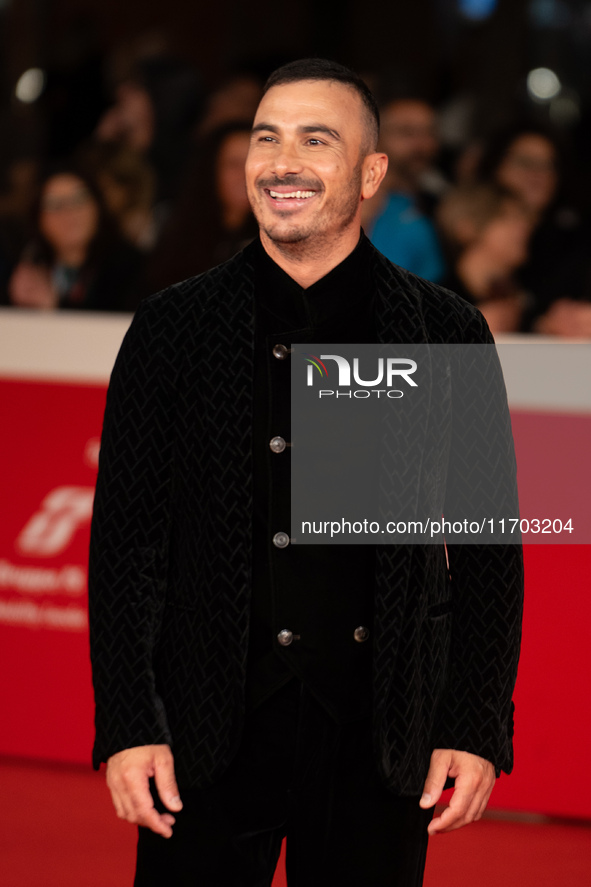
[268,189,316,199]
[262,185,321,210]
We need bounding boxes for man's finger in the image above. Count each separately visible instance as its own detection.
[106,772,134,821]
[419,749,452,809]
[427,758,495,834]
[475,779,495,820]
[127,778,159,819]
[119,798,176,838]
[109,787,126,820]
[428,783,473,834]
[112,786,145,827]
[428,789,486,834]
[154,749,183,812]
[124,782,176,838]
[135,806,175,838]
[428,806,464,834]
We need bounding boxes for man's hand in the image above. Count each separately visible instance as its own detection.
[419,748,495,835]
[106,744,183,838]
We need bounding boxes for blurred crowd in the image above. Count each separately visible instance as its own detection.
[1,44,591,338]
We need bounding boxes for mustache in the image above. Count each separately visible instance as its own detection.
[257,176,323,191]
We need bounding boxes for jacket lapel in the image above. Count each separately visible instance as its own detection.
[370,251,433,703]
[197,249,257,676]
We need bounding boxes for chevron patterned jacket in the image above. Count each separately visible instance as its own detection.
[88,238,524,794]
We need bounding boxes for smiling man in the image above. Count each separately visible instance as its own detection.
[246,76,381,273]
[89,59,523,887]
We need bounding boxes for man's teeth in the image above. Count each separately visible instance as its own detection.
[269,190,315,199]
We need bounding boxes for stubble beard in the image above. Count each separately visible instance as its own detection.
[251,162,363,262]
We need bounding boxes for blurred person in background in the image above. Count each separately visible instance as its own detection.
[95,54,203,206]
[77,141,159,251]
[7,165,145,311]
[0,158,39,239]
[362,97,447,282]
[197,72,263,136]
[453,138,485,188]
[147,121,257,291]
[0,159,40,301]
[436,184,533,334]
[478,124,591,336]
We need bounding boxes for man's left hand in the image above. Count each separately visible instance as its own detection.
[419,748,495,835]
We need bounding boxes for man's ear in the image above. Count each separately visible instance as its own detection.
[361,153,388,200]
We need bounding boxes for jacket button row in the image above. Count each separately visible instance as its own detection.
[277,628,370,646]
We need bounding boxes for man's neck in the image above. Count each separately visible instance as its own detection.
[258,227,362,289]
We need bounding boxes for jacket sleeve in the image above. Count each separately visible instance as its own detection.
[433,311,524,776]
[88,293,179,768]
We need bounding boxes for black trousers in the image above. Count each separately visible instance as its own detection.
[134,679,434,887]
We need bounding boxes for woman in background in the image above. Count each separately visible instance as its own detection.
[7,165,145,311]
[436,184,533,334]
[146,121,257,291]
[77,141,159,252]
[95,54,203,205]
[477,124,591,335]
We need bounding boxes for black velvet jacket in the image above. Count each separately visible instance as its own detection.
[88,237,523,794]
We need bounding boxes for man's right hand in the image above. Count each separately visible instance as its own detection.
[106,744,183,838]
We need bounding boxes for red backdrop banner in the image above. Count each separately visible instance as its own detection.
[0,379,104,764]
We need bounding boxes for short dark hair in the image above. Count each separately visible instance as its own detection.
[263,58,380,153]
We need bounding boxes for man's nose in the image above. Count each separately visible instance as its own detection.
[272,143,304,177]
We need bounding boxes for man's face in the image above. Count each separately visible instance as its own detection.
[379,100,438,185]
[245,80,370,251]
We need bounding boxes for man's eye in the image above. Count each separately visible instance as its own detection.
[259,136,276,142]
[307,138,323,145]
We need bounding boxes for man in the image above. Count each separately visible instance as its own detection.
[89,59,523,887]
[363,97,447,282]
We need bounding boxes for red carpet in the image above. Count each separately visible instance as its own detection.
[1,758,589,886]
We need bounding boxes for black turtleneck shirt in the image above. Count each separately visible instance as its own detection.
[246,233,379,723]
